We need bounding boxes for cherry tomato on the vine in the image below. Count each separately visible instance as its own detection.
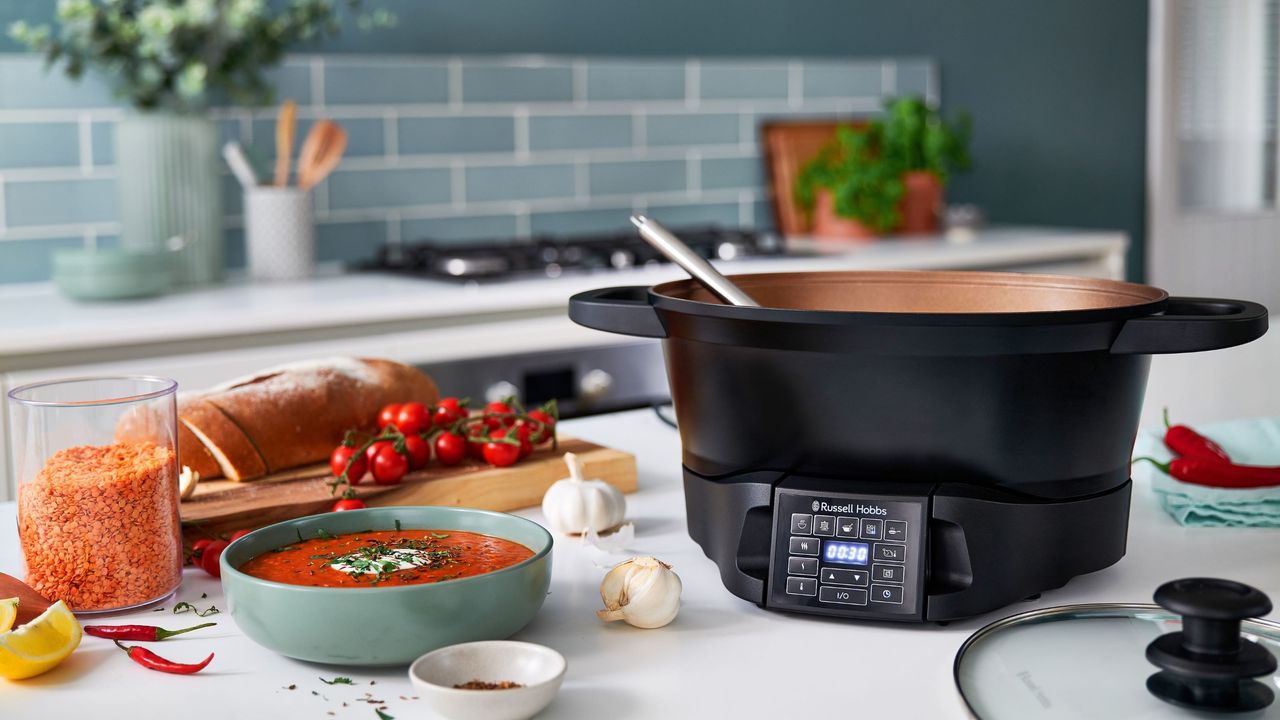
[433,405,464,428]
[378,404,402,429]
[482,440,521,467]
[434,432,466,466]
[366,440,395,466]
[330,445,368,482]
[200,540,229,578]
[371,445,409,485]
[229,529,252,542]
[403,434,431,470]
[332,497,367,512]
[396,402,430,435]
[526,409,556,441]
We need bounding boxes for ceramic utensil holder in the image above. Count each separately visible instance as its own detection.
[245,187,315,281]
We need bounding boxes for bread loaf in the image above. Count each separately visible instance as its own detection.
[179,357,438,482]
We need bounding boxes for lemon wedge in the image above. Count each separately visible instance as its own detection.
[0,600,82,680]
[0,598,16,633]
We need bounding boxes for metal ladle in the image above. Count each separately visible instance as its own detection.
[630,215,760,307]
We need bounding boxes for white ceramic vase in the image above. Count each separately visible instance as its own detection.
[115,112,224,286]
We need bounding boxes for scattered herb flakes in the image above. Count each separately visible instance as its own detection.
[375,709,394,720]
[369,680,376,685]
[284,684,297,691]
[394,519,401,531]
[320,676,355,685]
[152,607,165,612]
[317,528,335,539]
[173,601,221,617]
[200,592,207,599]
[431,533,449,539]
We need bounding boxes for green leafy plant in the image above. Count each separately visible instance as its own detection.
[796,96,972,232]
[8,0,395,113]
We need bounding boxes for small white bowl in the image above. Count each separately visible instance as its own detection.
[408,640,567,720]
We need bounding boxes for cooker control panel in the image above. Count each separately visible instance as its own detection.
[766,480,927,621]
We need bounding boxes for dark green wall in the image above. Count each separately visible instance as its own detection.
[2,1,1149,279]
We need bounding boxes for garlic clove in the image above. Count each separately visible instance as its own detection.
[597,556,681,629]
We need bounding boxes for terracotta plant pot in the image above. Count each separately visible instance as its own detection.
[811,190,877,240]
[899,170,942,234]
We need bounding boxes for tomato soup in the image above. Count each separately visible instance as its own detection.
[239,529,534,588]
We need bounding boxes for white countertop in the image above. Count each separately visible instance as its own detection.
[1,407,1275,719]
[0,226,1124,368]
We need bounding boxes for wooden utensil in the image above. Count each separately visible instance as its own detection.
[180,436,636,541]
[0,571,54,626]
[296,119,348,191]
[273,99,296,187]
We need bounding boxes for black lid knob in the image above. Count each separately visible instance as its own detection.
[1146,578,1277,714]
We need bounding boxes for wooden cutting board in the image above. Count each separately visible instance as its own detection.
[180,436,635,540]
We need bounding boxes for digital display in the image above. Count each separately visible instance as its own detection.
[822,540,869,566]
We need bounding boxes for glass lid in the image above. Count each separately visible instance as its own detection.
[955,603,1280,720]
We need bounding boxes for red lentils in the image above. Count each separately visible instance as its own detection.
[17,442,183,612]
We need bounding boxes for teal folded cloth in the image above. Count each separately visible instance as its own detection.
[1133,415,1280,527]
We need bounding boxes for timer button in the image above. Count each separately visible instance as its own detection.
[871,585,904,604]
[790,513,813,535]
[813,515,835,537]
[836,516,860,538]
[873,563,905,583]
[885,520,908,541]
[861,519,883,540]
[789,536,820,556]
[821,568,868,587]
[873,543,907,562]
[788,557,818,576]
[786,577,818,597]
[819,586,868,606]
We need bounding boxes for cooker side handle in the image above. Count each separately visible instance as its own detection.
[568,286,669,338]
[1110,297,1268,355]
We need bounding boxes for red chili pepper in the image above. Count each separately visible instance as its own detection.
[84,622,215,642]
[114,640,214,675]
[1134,456,1280,489]
[1162,408,1231,463]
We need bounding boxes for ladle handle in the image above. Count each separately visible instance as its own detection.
[630,215,760,307]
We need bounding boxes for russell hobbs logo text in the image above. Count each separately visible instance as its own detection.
[812,500,886,515]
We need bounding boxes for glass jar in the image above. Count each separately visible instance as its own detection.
[8,377,182,614]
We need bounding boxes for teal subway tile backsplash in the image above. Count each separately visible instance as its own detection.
[803,60,882,99]
[699,61,789,100]
[589,159,686,196]
[0,122,79,168]
[466,163,576,203]
[647,113,739,146]
[398,116,515,155]
[0,53,937,283]
[700,156,762,190]
[402,214,519,243]
[644,201,741,228]
[0,236,82,284]
[0,56,118,109]
[324,61,448,105]
[528,115,632,151]
[530,208,632,237]
[316,219,388,263]
[461,65,574,103]
[586,61,685,101]
[5,178,115,227]
[326,167,452,210]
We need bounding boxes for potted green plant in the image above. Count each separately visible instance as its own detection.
[795,97,971,239]
[9,0,392,286]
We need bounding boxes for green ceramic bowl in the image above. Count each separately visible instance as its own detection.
[220,507,553,667]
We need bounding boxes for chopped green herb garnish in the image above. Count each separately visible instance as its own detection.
[394,519,401,531]
[320,676,355,685]
[173,601,220,617]
[375,709,394,720]
[431,533,449,539]
[317,528,335,540]
[200,592,207,599]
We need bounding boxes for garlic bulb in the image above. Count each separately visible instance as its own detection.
[541,452,626,535]
[597,556,681,629]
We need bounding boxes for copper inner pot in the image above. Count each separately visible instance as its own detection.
[653,270,1167,314]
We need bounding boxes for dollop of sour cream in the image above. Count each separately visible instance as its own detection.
[328,548,437,576]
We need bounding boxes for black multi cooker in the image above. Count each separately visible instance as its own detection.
[569,270,1268,622]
